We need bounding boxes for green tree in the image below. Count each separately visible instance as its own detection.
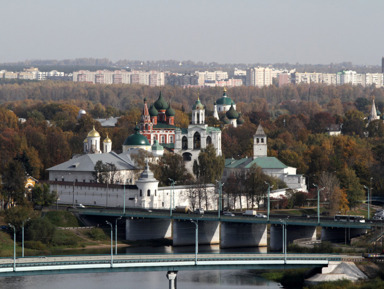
[26,218,56,244]
[150,152,193,186]
[32,183,57,208]
[2,160,26,207]
[193,144,225,184]
[339,167,364,208]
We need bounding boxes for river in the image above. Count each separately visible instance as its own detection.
[2,245,284,289]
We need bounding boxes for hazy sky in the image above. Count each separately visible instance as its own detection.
[1,0,383,65]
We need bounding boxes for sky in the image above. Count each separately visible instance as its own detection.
[1,0,383,65]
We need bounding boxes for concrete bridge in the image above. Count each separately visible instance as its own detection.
[73,208,377,250]
[0,253,357,288]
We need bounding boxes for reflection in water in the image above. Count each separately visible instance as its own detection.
[3,270,281,289]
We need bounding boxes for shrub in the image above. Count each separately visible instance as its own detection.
[44,211,79,227]
[24,240,46,250]
[51,230,80,247]
[26,218,56,244]
[86,228,107,241]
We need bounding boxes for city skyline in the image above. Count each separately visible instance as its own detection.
[1,0,383,65]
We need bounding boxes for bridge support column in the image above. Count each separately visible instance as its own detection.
[321,227,367,244]
[166,271,177,289]
[173,220,219,246]
[220,222,267,248]
[270,225,316,251]
[125,218,171,241]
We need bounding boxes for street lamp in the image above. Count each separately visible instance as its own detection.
[115,216,122,255]
[279,219,287,263]
[190,219,198,265]
[21,218,30,257]
[313,183,325,224]
[105,221,113,267]
[8,223,16,271]
[123,179,129,214]
[264,181,273,221]
[169,178,175,217]
[364,185,371,220]
[216,181,224,218]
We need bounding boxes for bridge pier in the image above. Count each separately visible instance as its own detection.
[166,271,178,289]
[125,218,171,241]
[321,227,367,243]
[173,220,220,246]
[220,222,267,248]
[270,225,316,251]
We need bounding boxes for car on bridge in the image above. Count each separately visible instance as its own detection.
[223,211,235,216]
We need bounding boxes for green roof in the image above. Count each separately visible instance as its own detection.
[149,105,158,116]
[153,123,177,129]
[166,106,175,116]
[192,98,204,110]
[226,104,239,119]
[207,126,221,133]
[151,140,163,151]
[154,91,169,110]
[161,143,175,149]
[225,156,288,169]
[123,126,150,146]
[216,96,233,105]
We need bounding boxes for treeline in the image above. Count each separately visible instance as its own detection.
[1,81,384,117]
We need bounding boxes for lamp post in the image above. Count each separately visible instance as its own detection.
[106,221,113,267]
[8,223,16,271]
[264,181,273,221]
[123,179,129,214]
[115,216,122,255]
[21,218,30,257]
[279,219,287,263]
[313,183,325,224]
[216,181,224,218]
[190,219,198,265]
[364,185,371,220]
[169,178,175,217]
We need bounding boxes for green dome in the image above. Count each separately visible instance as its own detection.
[149,105,158,116]
[216,89,233,106]
[151,140,163,151]
[226,104,239,119]
[222,116,231,124]
[123,126,150,146]
[237,114,245,125]
[154,92,169,110]
[166,105,175,116]
[192,98,204,110]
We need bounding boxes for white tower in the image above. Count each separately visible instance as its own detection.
[135,161,159,209]
[213,101,219,120]
[84,126,101,154]
[369,98,380,123]
[253,124,267,159]
[191,97,205,124]
[103,134,112,153]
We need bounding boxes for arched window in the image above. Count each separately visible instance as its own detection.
[256,138,259,143]
[183,152,192,161]
[170,135,174,143]
[140,189,142,196]
[147,189,151,196]
[182,136,188,150]
[261,138,264,143]
[193,132,201,150]
[206,136,212,145]
[155,190,157,196]
[161,135,165,143]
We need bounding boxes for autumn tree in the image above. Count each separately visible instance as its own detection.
[2,160,26,207]
[193,144,225,184]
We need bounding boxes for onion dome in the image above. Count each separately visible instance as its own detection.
[216,87,233,106]
[87,126,100,137]
[154,91,169,110]
[237,114,245,125]
[166,105,175,117]
[222,116,231,124]
[104,134,112,143]
[149,105,158,116]
[226,104,239,120]
[123,125,150,146]
[192,97,204,110]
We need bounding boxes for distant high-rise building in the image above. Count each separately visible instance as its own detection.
[382,57,384,73]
